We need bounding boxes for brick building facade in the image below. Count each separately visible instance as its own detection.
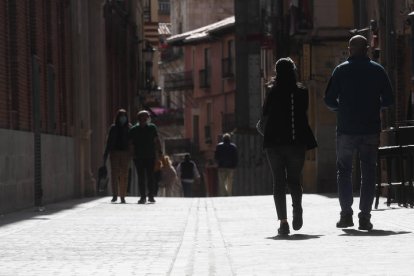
[0,1,73,134]
[0,0,145,213]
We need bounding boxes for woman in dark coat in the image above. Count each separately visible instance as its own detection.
[103,109,132,203]
[262,57,317,235]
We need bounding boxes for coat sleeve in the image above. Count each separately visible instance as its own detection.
[103,126,114,163]
[176,163,181,178]
[193,162,200,179]
[380,69,394,108]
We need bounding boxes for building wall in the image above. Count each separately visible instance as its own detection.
[0,1,78,212]
[0,1,73,135]
[314,0,353,28]
[170,0,233,34]
[41,134,75,203]
[183,33,236,162]
[0,1,7,129]
[0,130,75,213]
[0,130,34,213]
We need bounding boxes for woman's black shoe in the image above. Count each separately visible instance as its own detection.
[292,211,303,231]
[111,196,117,203]
[120,197,126,204]
[358,217,373,231]
[278,222,290,235]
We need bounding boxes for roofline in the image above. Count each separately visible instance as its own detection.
[167,16,235,46]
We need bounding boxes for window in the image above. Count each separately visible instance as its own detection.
[222,40,235,78]
[159,0,170,15]
[199,48,211,88]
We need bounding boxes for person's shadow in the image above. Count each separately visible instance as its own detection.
[267,234,323,240]
[340,229,411,236]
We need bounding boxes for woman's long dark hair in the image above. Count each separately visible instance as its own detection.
[267,57,297,92]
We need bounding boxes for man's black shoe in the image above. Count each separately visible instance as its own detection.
[120,197,126,204]
[278,222,290,236]
[358,217,373,231]
[111,196,117,203]
[292,211,303,231]
[336,215,354,228]
[148,197,156,203]
[138,198,146,204]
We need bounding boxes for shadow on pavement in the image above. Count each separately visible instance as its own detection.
[316,193,338,198]
[0,197,102,229]
[372,207,401,212]
[340,229,411,236]
[267,234,323,240]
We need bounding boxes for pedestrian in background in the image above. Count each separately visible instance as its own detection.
[159,155,182,197]
[153,156,163,196]
[324,35,394,230]
[214,133,238,196]
[103,109,131,204]
[261,57,317,235]
[129,110,162,204]
[176,154,200,197]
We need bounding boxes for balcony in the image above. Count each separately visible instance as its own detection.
[199,67,211,89]
[164,71,193,91]
[222,57,235,79]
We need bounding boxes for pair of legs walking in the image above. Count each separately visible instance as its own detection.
[266,145,306,235]
[110,151,130,203]
[218,168,234,196]
[134,158,156,204]
[336,134,379,230]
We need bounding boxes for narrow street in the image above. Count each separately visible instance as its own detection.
[0,194,413,275]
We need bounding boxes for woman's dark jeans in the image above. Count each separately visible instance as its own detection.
[266,145,306,220]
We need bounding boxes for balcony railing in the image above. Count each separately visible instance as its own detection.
[164,71,194,91]
[222,57,235,79]
[199,67,211,89]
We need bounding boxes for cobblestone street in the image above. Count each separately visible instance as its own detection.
[0,194,413,276]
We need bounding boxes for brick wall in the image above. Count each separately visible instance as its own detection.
[0,0,73,136]
[0,2,8,128]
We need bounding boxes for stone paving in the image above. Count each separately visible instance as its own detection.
[0,194,413,276]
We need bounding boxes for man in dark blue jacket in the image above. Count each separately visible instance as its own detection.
[325,35,394,231]
[215,133,238,196]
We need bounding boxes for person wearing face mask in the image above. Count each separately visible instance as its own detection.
[129,110,162,204]
[103,109,132,203]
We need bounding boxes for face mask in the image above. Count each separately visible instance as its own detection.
[119,116,127,125]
